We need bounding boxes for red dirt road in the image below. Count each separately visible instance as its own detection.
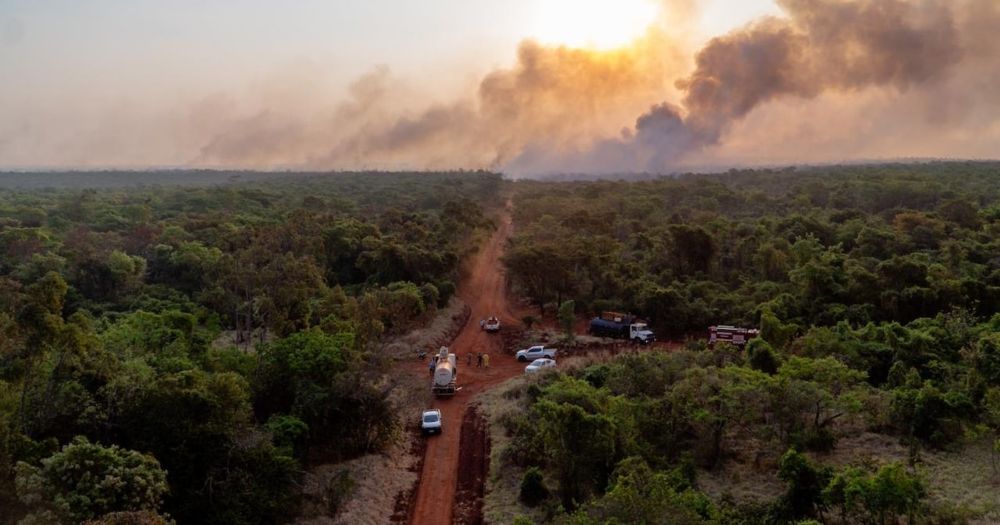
[409,206,524,525]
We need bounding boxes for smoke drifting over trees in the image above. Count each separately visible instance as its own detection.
[493,0,999,175]
[607,0,974,171]
[3,0,999,174]
[298,35,685,171]
[206,0,1000,174]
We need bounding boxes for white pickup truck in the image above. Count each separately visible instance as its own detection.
[516,345,557,362]
[481,316,501,333]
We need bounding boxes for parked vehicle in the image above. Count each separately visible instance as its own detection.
[588,311,656,344]
[481,316,501,332]
[421,409,442,435]
[525,358,557,374]
[516,345,557,362]
[708,325,760,348]
[431,347,458,396]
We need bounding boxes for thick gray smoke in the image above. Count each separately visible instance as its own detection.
[299,35,686,171]
[679,0,962,144]
[511,0,1000,175]
[567,0,982,174]
[3,0,998,173]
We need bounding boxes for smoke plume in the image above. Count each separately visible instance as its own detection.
[313,0,998,175]
[299,32,689,170]
[678,0,962,145]
[2,0,999,173]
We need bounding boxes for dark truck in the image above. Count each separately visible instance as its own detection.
[588,311,655,344]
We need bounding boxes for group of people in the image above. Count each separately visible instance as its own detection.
[427,352,490,375]
[466,352,490,368]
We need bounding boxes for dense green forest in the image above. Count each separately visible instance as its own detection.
[5,163,1000,524]
[0,171,500,524]
[498,162,1000,524]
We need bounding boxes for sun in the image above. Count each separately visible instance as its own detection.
[529,0,660,50]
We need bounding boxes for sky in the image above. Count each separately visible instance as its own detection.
[1,1,776,95]
[1,0,997,173]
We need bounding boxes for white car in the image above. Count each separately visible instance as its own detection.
[516,345,557,362]
[421,409,442,435]
[525,358,557,374]
[482,316,501,333]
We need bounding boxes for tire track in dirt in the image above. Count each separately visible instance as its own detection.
[453,406,488,525]
[408,203,523,525]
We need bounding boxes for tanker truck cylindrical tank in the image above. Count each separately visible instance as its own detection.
[434,362,455,387]
[432,349,458,395]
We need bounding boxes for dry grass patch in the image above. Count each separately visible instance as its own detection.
[478,374,543,525]
[820,432,999,521]
[921,439,1000,523]
[383,298,470,360]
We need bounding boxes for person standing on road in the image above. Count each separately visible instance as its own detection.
[477,353,483,367]
[483,353,490,368]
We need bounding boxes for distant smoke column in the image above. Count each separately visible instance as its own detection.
[633,0,965,169]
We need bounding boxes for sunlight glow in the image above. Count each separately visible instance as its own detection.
[529,0,660,49]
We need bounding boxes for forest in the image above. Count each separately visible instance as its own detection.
[3,162,1000,524]
[0,171,500,524]
[496,162,1000,524]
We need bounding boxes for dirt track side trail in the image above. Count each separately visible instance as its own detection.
[409,205,523,525]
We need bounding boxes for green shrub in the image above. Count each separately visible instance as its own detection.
[519,466,549,507]
[778,448,832,519]
[747,339,780,375]
[266,414,310,458]
[15,437,168,523]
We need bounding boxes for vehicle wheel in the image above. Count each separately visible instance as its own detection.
[518,356,527,362]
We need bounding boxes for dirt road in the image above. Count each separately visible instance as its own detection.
[408,205,523,525]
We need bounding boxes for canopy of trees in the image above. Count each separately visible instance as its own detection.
[505,162,1000,334]
[0,171,500,524]
[501,162,1000,524]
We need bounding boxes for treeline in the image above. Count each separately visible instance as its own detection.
[499,162,1000,523]
[0,171,501,523]
[505,162,1000,336]
[0,168,499,189]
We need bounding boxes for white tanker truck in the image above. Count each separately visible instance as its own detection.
[431,346,458,396]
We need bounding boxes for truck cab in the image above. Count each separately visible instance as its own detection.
[629,323,655,345]
[482,316,501,332]
[589,311,656,344]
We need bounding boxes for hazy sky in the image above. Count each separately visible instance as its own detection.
[0,0,776,99]
[3,0,996,172]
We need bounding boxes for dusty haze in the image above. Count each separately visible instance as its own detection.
[2,0,998,175]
